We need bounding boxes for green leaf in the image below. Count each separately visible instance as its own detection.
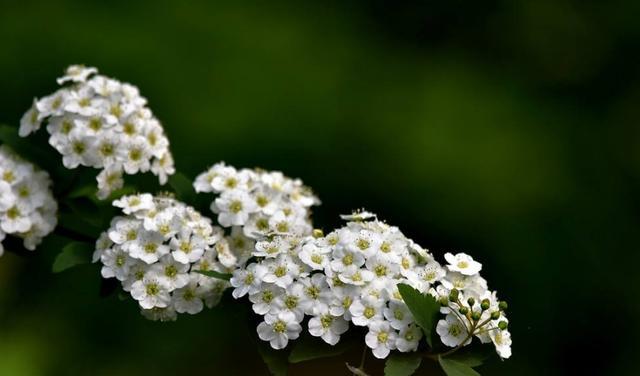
[67,184,97,199]
[0,124,23,150]
[439,356,481,376]
[397,284,440,347]
[52,241,94,273]
[168,172,195,201]
[289,336,352,363]
[384,352,422,376]
[257,342,288,376]
[193,270,232,281]
[65,197,104,228]
[446,344,494,368]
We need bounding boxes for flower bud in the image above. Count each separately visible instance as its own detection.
[498,301,508,311]
[312,229,324,238]
[498,320,508,330]
[459,306,469,315]
[481,299,490,311]
[467,297,475,307]
[471,311,481,321]
[449,289,459,301]
[490,311,501,320]
[439,296,449,306]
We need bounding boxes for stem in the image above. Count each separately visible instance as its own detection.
[359,345,367,369]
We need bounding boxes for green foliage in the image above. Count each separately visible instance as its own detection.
[288,336,352,363]
[397,284,440,347]
[445,345,494,368]
[168,172,196,202]
[52,241,94,273]
[438,356,480,376]
[193,270,232,281]
[257,342,288,376]
[384,352,422,376]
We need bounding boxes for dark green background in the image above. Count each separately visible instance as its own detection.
[0,1,638,375]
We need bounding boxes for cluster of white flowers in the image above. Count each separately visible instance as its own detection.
[230,211,511,360]
[20,65,175,199]
[431,253,512,359]
[0,146,57,256]
[93,193,233,321]
[194,162,319,239]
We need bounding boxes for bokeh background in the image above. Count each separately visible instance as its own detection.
[1,1,639,375]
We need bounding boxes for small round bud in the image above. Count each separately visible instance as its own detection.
[498,301,508,311]
[490,311,501,320]
[449,289,459,301]
[312,229,324,238]
[459,307,469,315]
[471,311,481,321]
[498,320,508,330]
[439,296,449,306]
[467,297,475,307]
[481,299,490,311]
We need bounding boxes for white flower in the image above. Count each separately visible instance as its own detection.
[249,284,283,315]
[172,276,205,314]
[490,328,512,359]
[230,263,266,298]
[20,65,174,198]
[0,146,57,255]
[308,308,349,345]
[444,252,482,276]
[298,242,330,270]
[56,64,97,84]
[273,282,306,322]
[228,210,512,361]
[298,274,332,315]
[195,163,318,239]
[113,193,154,215]
[131,274,171,309]
[151,256,190,290]
[95,194,230,320]
[436,314,471,347]
[257,311,302,350]
[396,324,423,352]
[350,296,384,327]
[169,229,207,264]
[213,190,258,227]
[129,230,170,264]
[340,210,377,221]
[140,306,177,322]
[365,321,398,359]
[19,100,42,137]
[100,247,133,280]
[383,301,414,330]
[262,256,297,288]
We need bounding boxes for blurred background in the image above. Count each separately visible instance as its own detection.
[1,0,639,375]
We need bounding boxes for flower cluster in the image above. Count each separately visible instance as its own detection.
[194,162,319,239]
[93,193,232,321]
[230,211,511,360]
[432,252,512,359]
[20,65,175,199]
[0,145,57,256]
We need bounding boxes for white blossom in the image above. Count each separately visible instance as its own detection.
[20,65,174,199]
[444,252,482,276]
[228,209,511,359]
[94,193,230,320]
[257,311,302,350]
[0,146,57,254]
[194,162,318,239]
[436,314,471,347]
